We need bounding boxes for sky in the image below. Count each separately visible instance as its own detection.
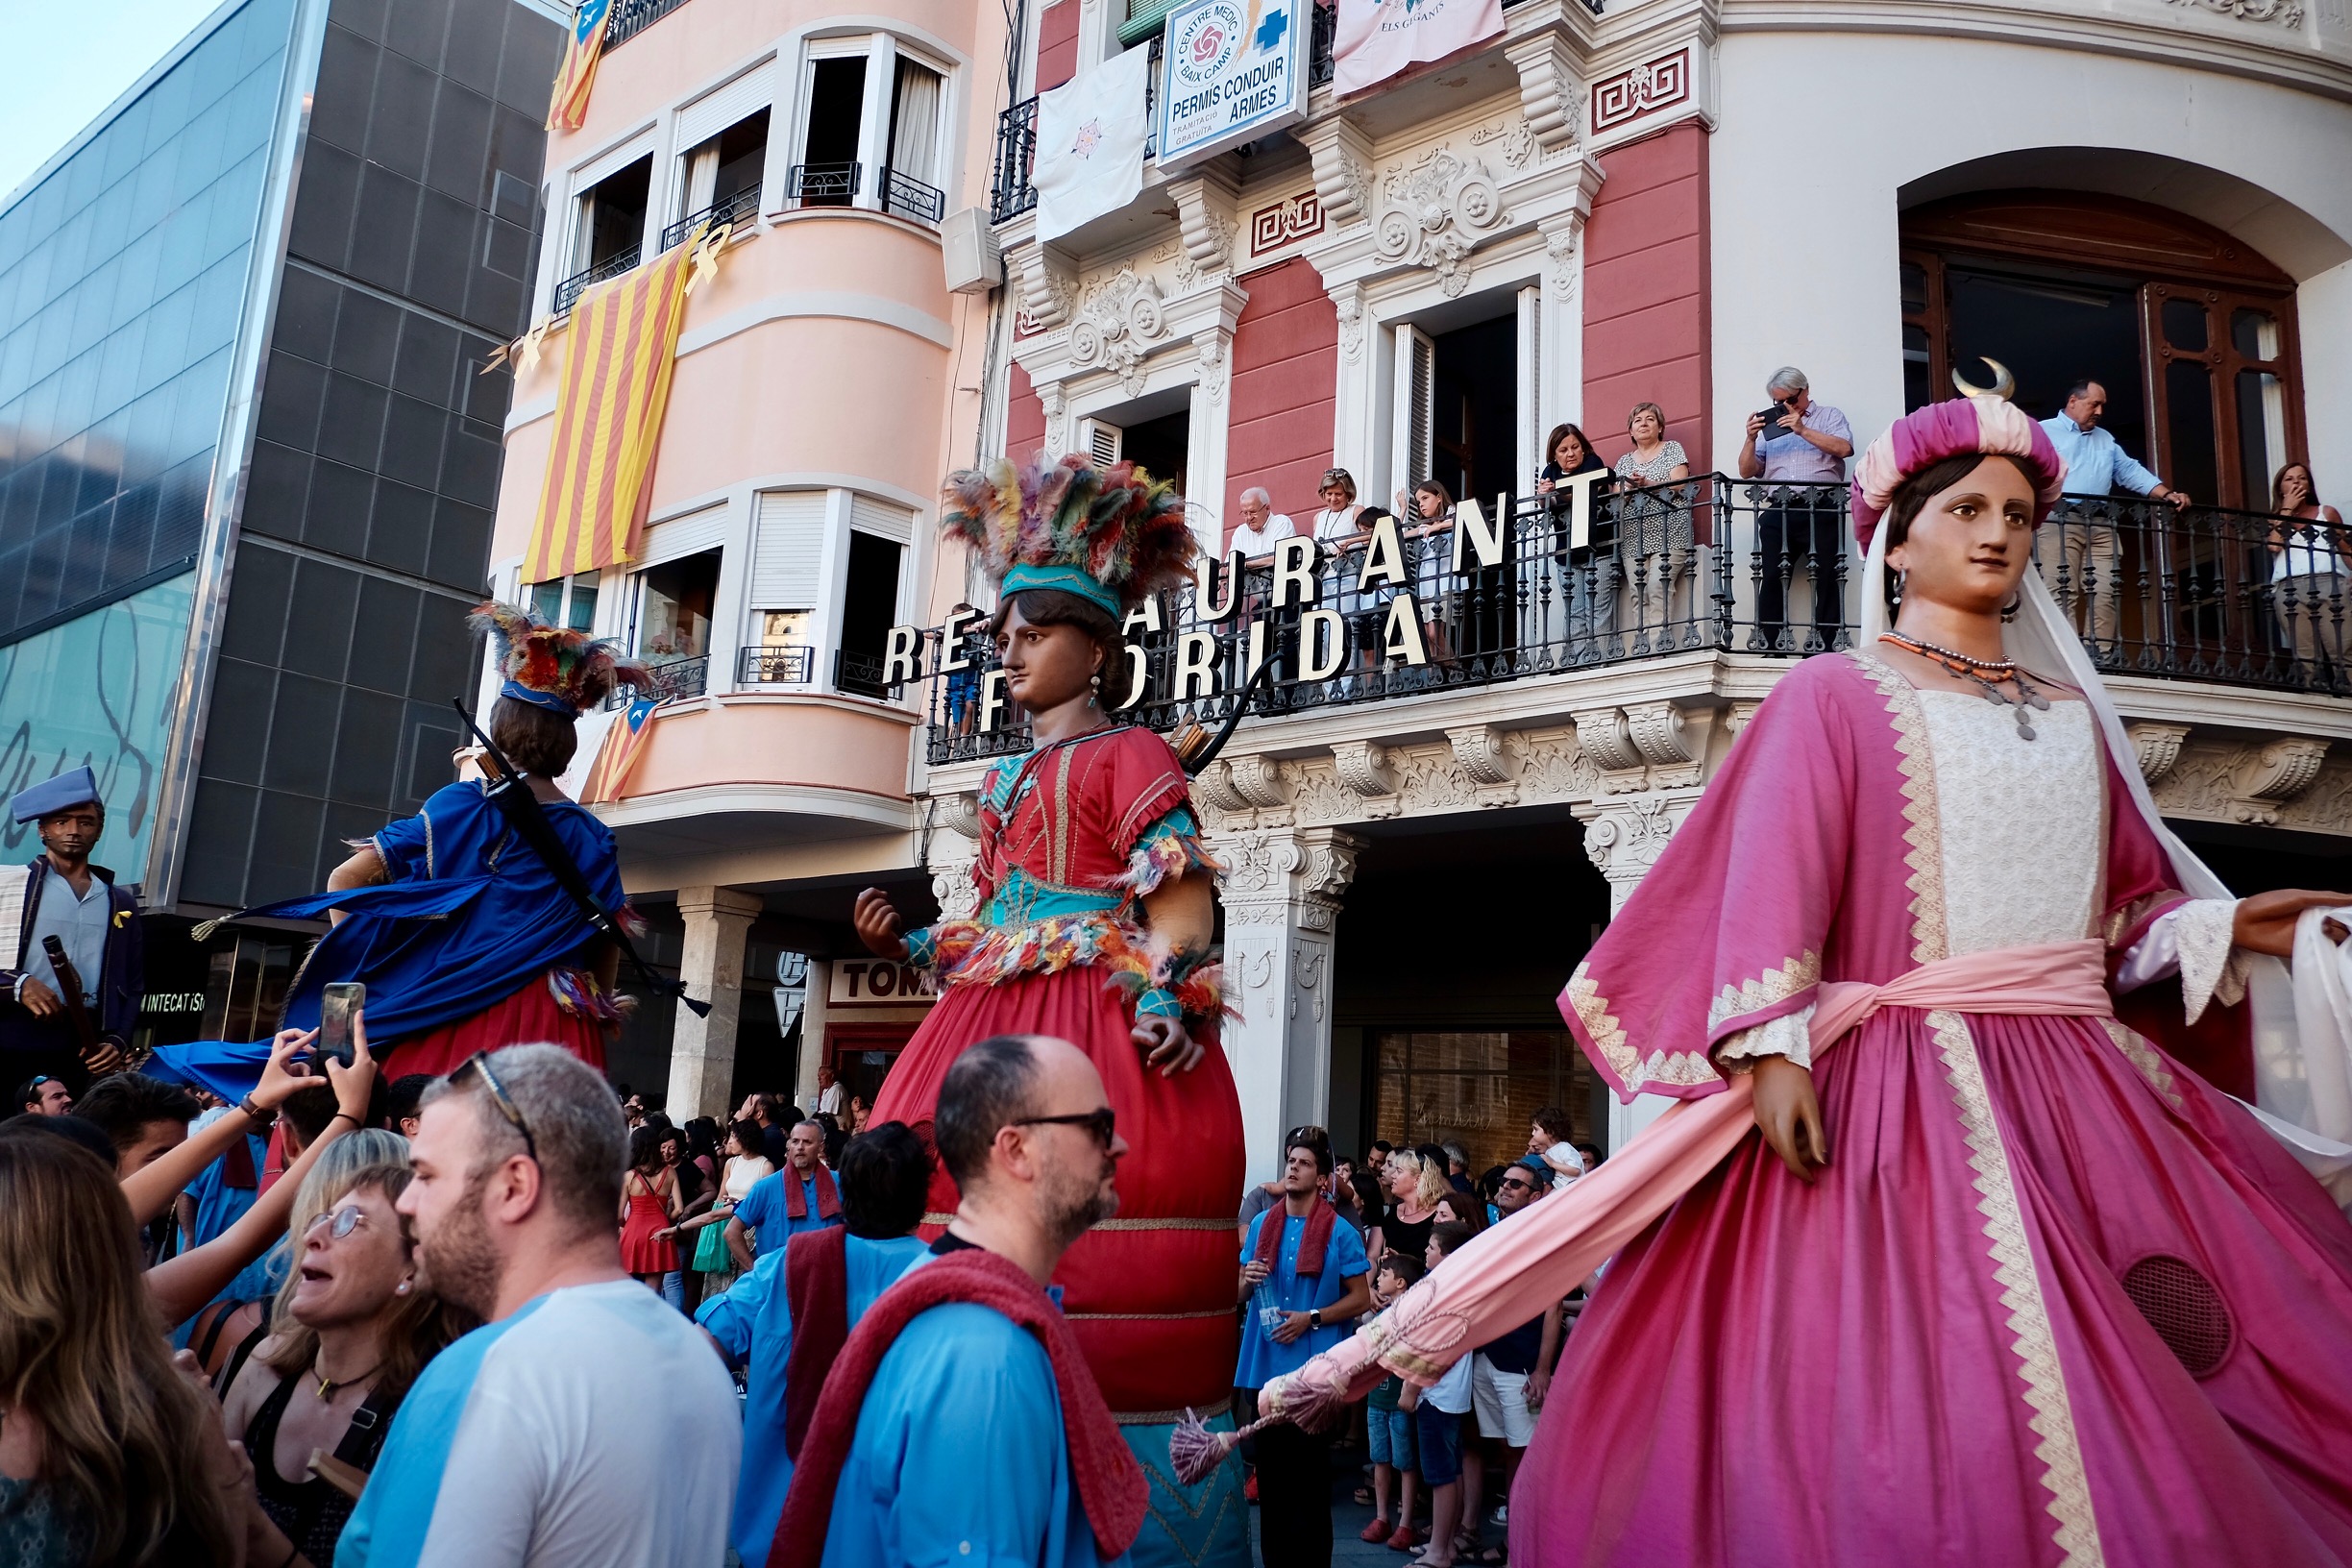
[0,0,227,206]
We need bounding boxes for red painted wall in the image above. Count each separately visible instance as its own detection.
[1581,122,1711,471]
[1007,358,1046,464]
[1224,258,1337,547]
[1038,0,1080,90]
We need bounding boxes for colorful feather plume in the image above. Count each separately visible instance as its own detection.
[470,600,653,716]
[942,453,1196,611]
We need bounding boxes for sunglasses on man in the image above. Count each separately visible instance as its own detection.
[1012,1107,1116,1149]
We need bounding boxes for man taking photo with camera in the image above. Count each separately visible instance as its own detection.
[1738,365,1855,652]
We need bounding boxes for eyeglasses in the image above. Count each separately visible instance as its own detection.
[456,1051,538,1163]
[306,1203,367,1240]
[1012,1107,1116,1149]
[1497,1174,1537,1192]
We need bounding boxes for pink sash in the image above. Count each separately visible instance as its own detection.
[1256,940,2115,1416]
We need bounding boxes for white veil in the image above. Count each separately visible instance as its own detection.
[1854,512,2352,1206]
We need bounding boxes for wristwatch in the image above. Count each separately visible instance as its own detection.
[1309,1309,1322,1330]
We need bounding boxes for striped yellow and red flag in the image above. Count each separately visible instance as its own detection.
[521,231,701,585]
[546,0,614,134]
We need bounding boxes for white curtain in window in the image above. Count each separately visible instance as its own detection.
[889,59,943,188]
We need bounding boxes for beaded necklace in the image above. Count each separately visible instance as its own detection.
[1877,632,2050,740]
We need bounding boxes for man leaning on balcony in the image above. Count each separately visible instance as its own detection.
[2039,380,2191,652]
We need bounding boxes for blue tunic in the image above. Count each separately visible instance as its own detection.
[821,1252,1129,1568]
[732,1170,847,1256]
[697,1232,926,1566]
[1233,1210,1369,1390]
[146,784,626,1097]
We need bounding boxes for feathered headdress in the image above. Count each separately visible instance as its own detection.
[941,453,1196,618]
[470,600,652,717]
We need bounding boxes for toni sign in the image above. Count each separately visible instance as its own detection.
[1157,0,1309,170]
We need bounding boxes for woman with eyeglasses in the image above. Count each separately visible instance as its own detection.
[219,1137,474,1568]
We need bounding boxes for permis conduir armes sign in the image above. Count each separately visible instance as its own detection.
[1157,0,1309,170]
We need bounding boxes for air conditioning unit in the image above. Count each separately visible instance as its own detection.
[1080,418,1123,466]
[941,208,1002,294]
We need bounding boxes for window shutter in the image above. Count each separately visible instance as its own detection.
[638,504,727,568]
[752,491,827,607]
[1392,325,1434,500]
[1081,418,1123,467]
[676,65,775,157]
[848,494,915,542]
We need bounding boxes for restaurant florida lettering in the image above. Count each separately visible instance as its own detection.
[877,474,1612,731]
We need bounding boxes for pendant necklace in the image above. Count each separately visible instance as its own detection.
[1878,632,2049,740]
[314,1358,382,1402]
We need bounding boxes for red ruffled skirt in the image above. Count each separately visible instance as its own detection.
[377,973,608,1081]
[870,963,1246,1417]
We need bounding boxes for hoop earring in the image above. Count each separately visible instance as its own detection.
[2000,592,2021,623]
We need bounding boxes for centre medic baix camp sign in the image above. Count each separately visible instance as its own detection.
[1157,0,1309,169]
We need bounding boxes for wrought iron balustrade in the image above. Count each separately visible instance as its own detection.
[604,0,691,49]
[605,653,708,708]
[789,161,861,207]
[904,479,2347,766]
[881,167,946,226]
[992,97,1039,222]
[837,647,891,698]
[738,645,813,685]
[661,184,759,252]
[553,246,641,313]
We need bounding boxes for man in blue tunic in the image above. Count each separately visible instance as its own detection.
[698,1119,930,1566]
[725,1117,845,1267]
[1236,1131,1372,1568]
[767,1034,1148,1568]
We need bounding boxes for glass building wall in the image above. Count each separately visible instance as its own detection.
[0,0,302,882]
[183,0,561,909]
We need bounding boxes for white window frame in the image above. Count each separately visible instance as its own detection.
[789,33,956,221]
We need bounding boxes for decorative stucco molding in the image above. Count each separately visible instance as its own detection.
[1505,29,1583,153]
[2124,722,2193,784]
[1373,147,1508,298]
[1067,268,1172,396]
[1297,115,1375,229]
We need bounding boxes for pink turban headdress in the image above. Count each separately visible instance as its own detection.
[1849,360,2068,550]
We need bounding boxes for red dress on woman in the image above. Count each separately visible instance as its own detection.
[618,1169,677,1274]
[873,725,1246,1414]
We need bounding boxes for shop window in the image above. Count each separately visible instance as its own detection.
[1898,192,2305,511]
[1371,1031,1601,1179]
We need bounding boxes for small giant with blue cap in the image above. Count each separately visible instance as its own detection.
[10,766,101,826]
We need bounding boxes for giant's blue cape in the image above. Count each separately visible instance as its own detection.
[147,782,623,1098]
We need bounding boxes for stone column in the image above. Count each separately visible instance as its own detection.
[665,886,762,1121]
[1213,826,1363,1183]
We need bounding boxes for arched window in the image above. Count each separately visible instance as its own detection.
[1899,192,2304,511]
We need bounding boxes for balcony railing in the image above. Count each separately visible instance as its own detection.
[739,644,814,685]
[837,647,891,698]
[789,161,861,207]
[880,167,946,226]
[909,480,2350,765]
[992,98,1039,223]
[604,0,691,49]
[661,184,759,252]
[553,246,640,313]
[605,653,709,708]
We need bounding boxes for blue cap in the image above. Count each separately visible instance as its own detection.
[11,767,99,825]
[1000,562,1124,619]
[500,678,582,715]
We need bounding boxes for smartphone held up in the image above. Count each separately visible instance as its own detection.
[319,982,364,1067]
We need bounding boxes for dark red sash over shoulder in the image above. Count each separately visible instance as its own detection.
[782,1226,850,1459]
[783,1165,841,1221]
[766,1247,1146,1568]
[1253,1197,1336,1278]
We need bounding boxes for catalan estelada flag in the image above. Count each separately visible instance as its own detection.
[520,231,701,585]
[547,0,614,134]
[580,697,660,803]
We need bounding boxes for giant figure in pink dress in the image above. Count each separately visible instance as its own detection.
[1235,380,2352,1565]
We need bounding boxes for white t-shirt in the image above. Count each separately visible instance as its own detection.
[815,1081,846,1115]
[1231,513,1297,557]
[1312,506,1363,541]
[338,1278,740,1568]
[1426,1347,1476,1414]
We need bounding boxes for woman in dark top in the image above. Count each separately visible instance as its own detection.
[221,1149,472,1568]
[1537,422,1617,655]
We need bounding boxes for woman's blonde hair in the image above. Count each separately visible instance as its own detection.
[261,1134,473,1404]
[0,1131,241,1565]
[1389,1149,1452,1213]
